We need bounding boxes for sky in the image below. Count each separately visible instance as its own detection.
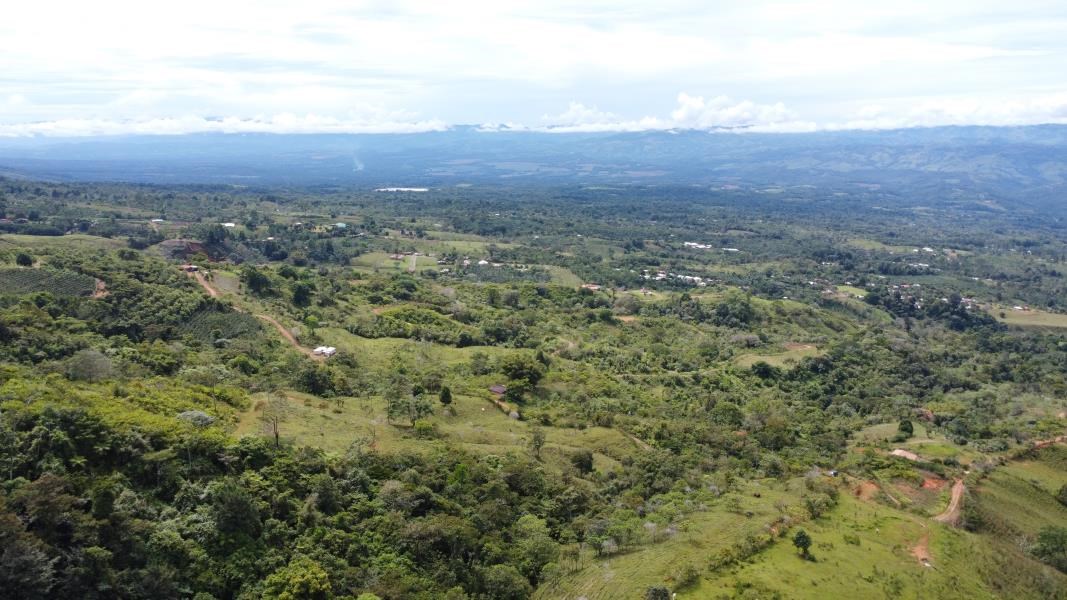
[3,0,1067,136]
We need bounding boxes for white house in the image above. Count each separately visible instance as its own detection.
[312,346,337,357]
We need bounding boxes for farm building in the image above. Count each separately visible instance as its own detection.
[489,384,506,395]
[180,264,199,272]
[312,346,337,357]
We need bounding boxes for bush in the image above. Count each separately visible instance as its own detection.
[413,419,437,439]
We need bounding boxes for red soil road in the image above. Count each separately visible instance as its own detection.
[934,479,965,525]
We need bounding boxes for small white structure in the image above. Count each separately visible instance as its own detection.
[312,346,337,357]
[151,218,165,223]
[221,222,236,228]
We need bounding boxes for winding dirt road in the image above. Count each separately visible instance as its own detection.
[934,479,965,525]
[255,314,323,361]
[186,268,322,360]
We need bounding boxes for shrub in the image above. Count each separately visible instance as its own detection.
[414,419,437,439]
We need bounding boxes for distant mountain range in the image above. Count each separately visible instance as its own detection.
[1,125,1066,205]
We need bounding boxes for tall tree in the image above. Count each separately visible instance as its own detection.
[259,393,293,448]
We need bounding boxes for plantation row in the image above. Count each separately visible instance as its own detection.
[0,267,97,297]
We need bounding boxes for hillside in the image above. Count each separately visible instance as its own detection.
[0,178,1064,599]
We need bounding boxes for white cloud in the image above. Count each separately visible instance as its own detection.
[516,94,815,133]
[0,114,449,137]
[2,1,1066,134]
[830,92,1067,130]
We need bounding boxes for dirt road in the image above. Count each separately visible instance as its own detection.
[1034,435,1067,449]
[186,270,219,298]
[184,268,323,360]
[255,314,323,360]
[911,531,933,567]
[934,479,965,525]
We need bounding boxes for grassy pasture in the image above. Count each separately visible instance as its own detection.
[972,445,1067,538]
[236,389,636,476]
[537,479,801,600]
[733,343,822,368]
[694,491,1064,600]
[992,307,1067,329]
[0,233,124,251]
[846,238,917,254]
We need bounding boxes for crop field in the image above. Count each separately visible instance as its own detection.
[180,307,262,341]
[0,267,97,296]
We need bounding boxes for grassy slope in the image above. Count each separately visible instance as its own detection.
[236,389,638,475]
[0,233,125,251]
[691,491,1065,600]
[992,307,1067,329]
[973,446,1067,539]
[536,480,801,600]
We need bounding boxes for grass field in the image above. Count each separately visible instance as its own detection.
[542,265,583,286]
[351,251,439,272]
[0,233,125,251]
[991,307,1067,329]
[846,238,917,254]
[235,388,637,476]
[536,479,802,600]
[693,490,1065,599]
[734,343,822,368]
[973,445,1067,538]
[853,421,934,444]
[851,421,995,466]
[837,284,868,298]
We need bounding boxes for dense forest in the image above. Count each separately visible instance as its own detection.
[0,177,1065,599]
